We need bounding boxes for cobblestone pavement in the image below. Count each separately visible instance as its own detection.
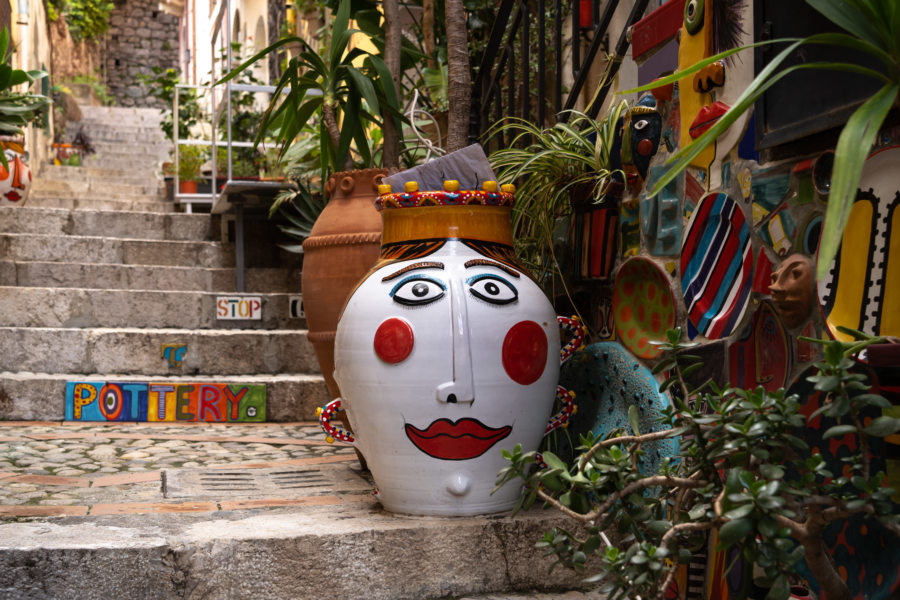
[0,420,366,517]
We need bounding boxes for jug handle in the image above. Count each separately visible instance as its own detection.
[318,398,356,445]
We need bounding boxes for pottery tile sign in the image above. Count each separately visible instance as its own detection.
[65,381,266,422]
[216,296,262,320]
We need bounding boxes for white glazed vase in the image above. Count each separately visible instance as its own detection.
[0,139,32,207]
[322,183,583,516]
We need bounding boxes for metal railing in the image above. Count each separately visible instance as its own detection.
[470,0,651,149]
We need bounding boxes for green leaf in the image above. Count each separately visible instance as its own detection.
[717,519,753,547]
[817,82,899,280]
[541,451,567,471]
[628,405,641,436]
[807,0,889,48]
[865,416,900,437]
[823,424,858,439]
[723,504,754,520]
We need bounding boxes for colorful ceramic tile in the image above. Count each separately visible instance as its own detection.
[632,0,685,59]
[728,301,790,393]
[557,342,679,474]
[65,381,266,422]
[818,146,900,341]
[641,166,682,256]
[738,167,752,201]
[752,248,773,294]
[613,257,676,359]
[787,367,900,600]
[796,320,820,363]
[620,198,641,258]
[750,167,791,225]
[758,204,796,257]
[681,192,754,339]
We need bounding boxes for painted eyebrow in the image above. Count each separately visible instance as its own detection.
[464,259,521,278]
[381,261,445,282]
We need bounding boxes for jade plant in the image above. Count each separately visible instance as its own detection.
[0,27,50,167]
[496,328,899,600]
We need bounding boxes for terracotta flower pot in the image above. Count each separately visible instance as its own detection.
[179,180,198,194]
[301,168,387,398]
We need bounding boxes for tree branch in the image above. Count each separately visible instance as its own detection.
[578,429,683,472]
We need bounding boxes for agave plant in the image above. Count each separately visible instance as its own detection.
[487,103,628,284]
[217,0,399,181]
[0,27,50,167]
[626,0,900,281]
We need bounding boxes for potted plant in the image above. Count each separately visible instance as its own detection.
[219,0,401,399]
[176,144,205,194]
[487,103,629,301]
[0,26,50,206]
[497,328,899,600]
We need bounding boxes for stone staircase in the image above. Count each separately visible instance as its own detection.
[0,105,326,423]
[30,106,173,212]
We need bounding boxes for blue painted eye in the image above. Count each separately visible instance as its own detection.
[466,274,518,305]
[390,276,446,306]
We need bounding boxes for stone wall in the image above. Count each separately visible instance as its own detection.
[48,17,105,84]
[105,0,180,108]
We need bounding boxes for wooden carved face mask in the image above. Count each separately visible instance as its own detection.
[769,254,814,328]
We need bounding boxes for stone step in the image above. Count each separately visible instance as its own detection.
[0,233,235,267]
[0,504,586,600]
[0,206,216,240]
[0,327,317,375]
[0,287,304,330]
[39,165,165,185]
[77,105,165,120]
[0,371,327,421]
[30,178,163,198]
[23,196,176,213]
[0,261,297,293]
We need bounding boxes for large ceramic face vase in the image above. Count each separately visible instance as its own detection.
[333,186,562,516]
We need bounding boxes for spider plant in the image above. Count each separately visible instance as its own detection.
[487,103,627,285]
[625,0,900,281]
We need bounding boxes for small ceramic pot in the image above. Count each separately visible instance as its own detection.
[0,138,32,206]
[322,182,584,516]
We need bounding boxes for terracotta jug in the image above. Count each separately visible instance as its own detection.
[320,181,584,516]
[301,168,387,397]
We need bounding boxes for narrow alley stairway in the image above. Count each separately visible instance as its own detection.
[0,104,327,423]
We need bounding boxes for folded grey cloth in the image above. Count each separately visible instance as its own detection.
[382,144,497,192]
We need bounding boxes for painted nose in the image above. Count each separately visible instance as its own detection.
[436,278,475,404]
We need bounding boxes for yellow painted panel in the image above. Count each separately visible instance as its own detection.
[880,206,900,336]
[826,200,872,341]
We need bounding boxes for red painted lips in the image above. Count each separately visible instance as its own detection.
[405,418,512,461]
[689,101,730,139]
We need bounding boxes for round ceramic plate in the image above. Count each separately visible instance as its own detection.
[817,145,900,341]
[612,256,676,359]
[557,342,679,475]
[681,192,754,339]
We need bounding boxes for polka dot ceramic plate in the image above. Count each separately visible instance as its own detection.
[612,256,676,359]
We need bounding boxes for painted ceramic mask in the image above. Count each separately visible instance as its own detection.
[322,183,583,516]
[621,95,662,192]
[769,254,814,329]
[0,141,32,206]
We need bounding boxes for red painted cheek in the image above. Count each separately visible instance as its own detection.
[502,321,548,385]
[638,138,654,156]
[373,318,415,364]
